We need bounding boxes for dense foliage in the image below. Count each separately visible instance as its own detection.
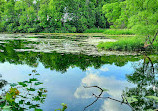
[103,0,158,44]
[0,0,107,33]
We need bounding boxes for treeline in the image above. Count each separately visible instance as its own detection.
[0,0,157,34]
[0,0,111,33]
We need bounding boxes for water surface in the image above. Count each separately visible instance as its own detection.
[0,34,157,111]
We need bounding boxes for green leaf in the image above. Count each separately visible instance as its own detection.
[2,106,11,111]
[25,102,31,105]
[29,74,32,76]
[35,108,43,111]
[33,96,40,101]
[30,78,38,82]
[55,109,61,111]
[42,94,47,97]
[0,101,6,107]
[19,100,24,104]
[32,70,37,73]
[27,88,36,91]
[10,83,18,87]
[18,82,27,87]
[125,97,138,103]
[29,105,38,109]
[34,82,43,86]
[35,73,40,75]
[146,96,158,102]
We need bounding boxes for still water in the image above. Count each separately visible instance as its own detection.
[0,34,157,111]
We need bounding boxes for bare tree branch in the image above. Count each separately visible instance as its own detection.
[83,86,136,111]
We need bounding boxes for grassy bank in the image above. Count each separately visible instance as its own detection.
[104,29,135,35]
[84,28,135,35]
[97,36,158,52]
[84,28,105,33]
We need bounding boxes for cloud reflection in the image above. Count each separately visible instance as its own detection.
[100,99,132,111]
[100,67,109,72]
[74,72,133,111]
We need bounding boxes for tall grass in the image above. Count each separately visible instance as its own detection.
[97,36,144,51]
[98,36,158,52]
[84,28,105,33]
[103,29,135,35]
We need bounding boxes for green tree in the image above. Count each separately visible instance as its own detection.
[47,0,65,32]
[126,0,158,46]
[17,0,39,33]
[38,0,50,32]
[0,0,6,31]
[102,0,158,46]
[1,0,18,32]
[102,2,121,28]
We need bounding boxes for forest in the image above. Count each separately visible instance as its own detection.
[0,0,157,35]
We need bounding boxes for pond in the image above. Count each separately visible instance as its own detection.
[0,34,158,111]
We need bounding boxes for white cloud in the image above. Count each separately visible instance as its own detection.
[100,67,109,72]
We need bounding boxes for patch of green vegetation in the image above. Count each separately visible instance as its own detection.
[84,28,105,33]
[98,36,158,52]
[103,29,135,35]
[97,36,144,51]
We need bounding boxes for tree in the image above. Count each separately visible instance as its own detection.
[38,0,49,32]
[1,0,18,32]
[126,0,158,47]
[0,0,6,31]
[102,0,158,46]
[102,2,121,28]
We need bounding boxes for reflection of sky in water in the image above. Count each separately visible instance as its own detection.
[0,61,135,111]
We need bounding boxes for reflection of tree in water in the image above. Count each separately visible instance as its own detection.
[125,54,158,110]
[0,40,141,73]
[0,70,47,111]
[83,54,158,111]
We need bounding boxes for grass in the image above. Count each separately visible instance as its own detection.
[97,36,144,52]
[103,29,135,35]
[98,35,158,52]
[84,28,105,33]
